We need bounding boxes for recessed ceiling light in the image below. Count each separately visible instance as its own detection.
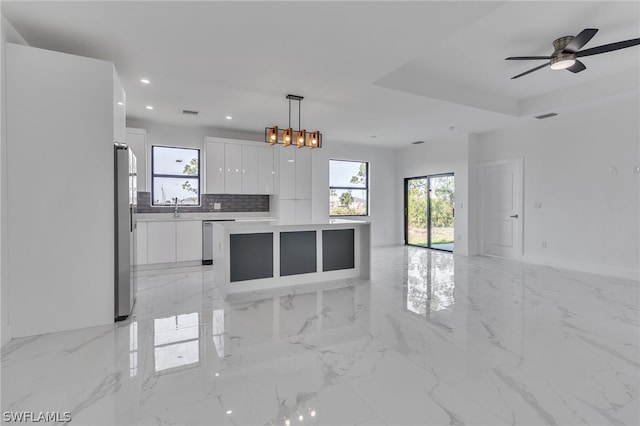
[412,141,425,145]
[226,410,232,415]
[449,126,456,131]
[225,115,233,120]
[117,102,123,106]
[370,135,377,138]
[145,105,154,110]
[140,78,150,84]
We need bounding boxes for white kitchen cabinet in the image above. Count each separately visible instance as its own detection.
[205,141,225,194]
[257,146,275,194]
[176,221,202,262]
[225,144,242,194]
[241,145,258,194]
[294,200,312,224]
[126,128,147,192]
[135,221,148,265]
[279,147,296,199]
[294,148,312,200]
[147,221,177,264]
[279,200,296,224]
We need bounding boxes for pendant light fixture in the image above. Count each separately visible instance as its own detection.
[265,95,322,149]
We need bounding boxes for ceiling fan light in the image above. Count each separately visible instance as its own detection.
[550,54,576,70]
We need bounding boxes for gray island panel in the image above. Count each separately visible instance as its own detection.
[280,231,317,276]
[230,232,273,282]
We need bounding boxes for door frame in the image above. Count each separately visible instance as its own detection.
[404,173,455,252]
[477,158,524,258]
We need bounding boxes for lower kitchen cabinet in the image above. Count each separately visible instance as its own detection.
[176,221,203,262]
[143,220,203,264]
[147,221,177,264]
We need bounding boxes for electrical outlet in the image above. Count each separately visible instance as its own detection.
[541,241,547,249]
[457,234,462,241]
[634,165,640,174]
[534,201,542,209]
[214,202,221,210]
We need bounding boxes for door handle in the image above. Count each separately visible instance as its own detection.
[510,214,519,218]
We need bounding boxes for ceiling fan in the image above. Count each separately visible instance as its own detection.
[506,28,640,79]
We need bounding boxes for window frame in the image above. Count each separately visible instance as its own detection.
[329,159,369,217]
[151,145,201,206]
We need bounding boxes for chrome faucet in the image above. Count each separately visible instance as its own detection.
[173,197,180,218]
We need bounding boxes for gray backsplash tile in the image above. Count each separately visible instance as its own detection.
[136,192,269,213]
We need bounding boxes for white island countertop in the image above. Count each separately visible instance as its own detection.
[214,218,370,230]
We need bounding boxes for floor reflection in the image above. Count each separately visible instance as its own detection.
[404,247,455,317]
[153,313,201,373]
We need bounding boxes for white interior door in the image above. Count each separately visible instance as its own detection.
[480,158,523,258]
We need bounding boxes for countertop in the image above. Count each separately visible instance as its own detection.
[136,212,277,222]
[213,218,370,230]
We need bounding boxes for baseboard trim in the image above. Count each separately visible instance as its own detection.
[522,254,639,281]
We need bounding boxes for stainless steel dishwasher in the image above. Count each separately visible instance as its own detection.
[202,220,234,265]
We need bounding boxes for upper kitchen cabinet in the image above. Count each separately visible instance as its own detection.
[204,137,274,195]
[224,143,242,194]
[205,141,225,194]
[257,146,275,195]
[126,128,147,192]
[241,145,258,194]
[5,43,125,336]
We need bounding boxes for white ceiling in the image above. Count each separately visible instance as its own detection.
[2,1,639,148]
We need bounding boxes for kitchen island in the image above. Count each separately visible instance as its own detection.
[212,219,371,296]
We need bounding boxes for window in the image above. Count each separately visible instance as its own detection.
[329,159,368,216]
[151,146,200,206]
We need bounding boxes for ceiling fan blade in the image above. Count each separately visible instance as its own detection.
[576,38,640,57]
[563,28,598,53]
[511,62,550,79]
[566,60,586,73]
[505,56,551,60]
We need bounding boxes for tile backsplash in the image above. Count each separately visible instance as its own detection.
[137,192,269,213]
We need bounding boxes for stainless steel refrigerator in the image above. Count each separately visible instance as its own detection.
[115,143,137,321]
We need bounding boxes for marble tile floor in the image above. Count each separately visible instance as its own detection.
[2,246,639,425]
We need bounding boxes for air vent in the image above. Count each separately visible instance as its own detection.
[535,112,558,119]
[412,141,425,145]
[182,109,199,116]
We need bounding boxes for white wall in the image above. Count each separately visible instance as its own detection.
[474,94,640,280]
[396,134,471,255]
[311,142,398,247]
[1,16,27,347]
[6,43,116,337]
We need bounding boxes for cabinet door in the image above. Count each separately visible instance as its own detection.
[224,144,242,194]
[279,199,296,224]
[126,129,147,193]
[205,142,225,194]
[257,146,274,194]
[279,147,296,199]
[241,145,258,194]
[176,221,202,262]
[295,200,312,224]
[135,221,148,265]
[147,221,176,264]
[295,148,312,200]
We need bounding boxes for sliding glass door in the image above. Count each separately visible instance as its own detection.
[405,174,455,251]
